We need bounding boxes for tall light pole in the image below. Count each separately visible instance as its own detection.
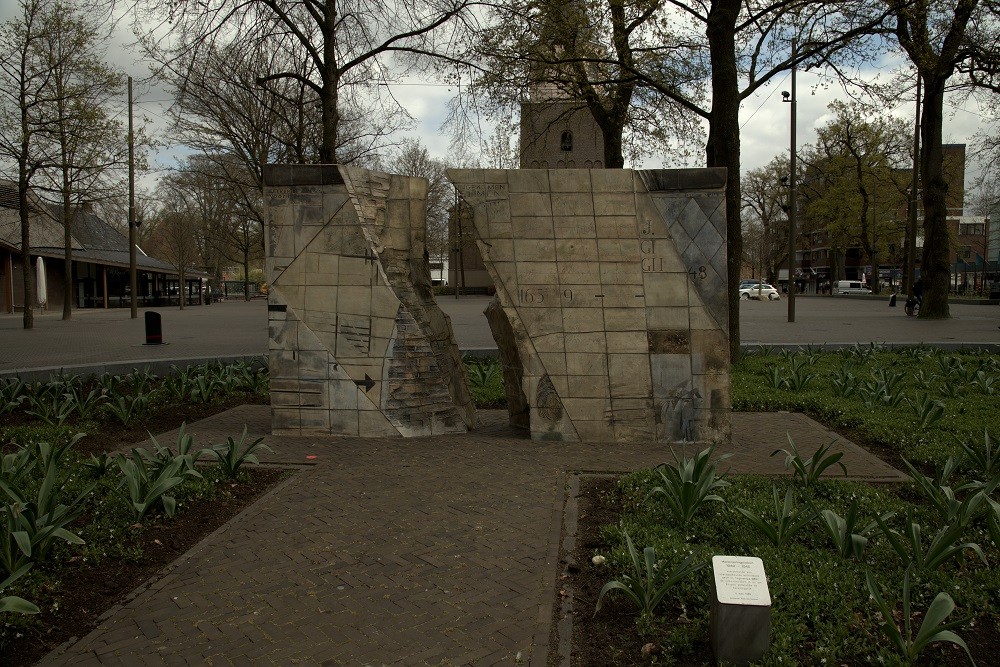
[128,76,138,319]
[782,38,797,323]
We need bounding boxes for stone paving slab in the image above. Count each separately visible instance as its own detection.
[42,407,902,666]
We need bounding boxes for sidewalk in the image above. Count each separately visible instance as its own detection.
[0,300,267,378]
[3,296,998,377]
[40,407,902,666]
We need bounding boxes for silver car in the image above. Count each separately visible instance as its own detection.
[739,283,781,300]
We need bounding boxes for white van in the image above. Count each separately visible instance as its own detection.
[835,280,871,295]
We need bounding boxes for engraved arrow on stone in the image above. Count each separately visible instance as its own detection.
[354,374,376,392]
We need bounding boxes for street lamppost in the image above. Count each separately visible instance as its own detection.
[128,77,138,319]
[782,38,797,323]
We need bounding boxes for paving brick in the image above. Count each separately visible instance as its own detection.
[37,400,903,666]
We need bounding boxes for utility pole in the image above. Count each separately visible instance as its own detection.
[128,76,137,318]
[782,38,797,323]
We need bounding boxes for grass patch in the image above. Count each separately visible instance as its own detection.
[732,346,1000,466]
[591,470,999,664]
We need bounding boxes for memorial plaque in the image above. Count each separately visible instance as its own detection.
[712,555,771,606]
[710,555,771,666]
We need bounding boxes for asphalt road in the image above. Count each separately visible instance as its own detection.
[1,295,997,376]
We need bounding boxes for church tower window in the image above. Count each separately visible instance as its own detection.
[560,131,573,152]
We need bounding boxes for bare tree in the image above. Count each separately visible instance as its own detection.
[145,186,201,310]
[798,100,910,293]
[469,0,706,168]
[136,0,477,163]
[166,155,265,301]
[164,36,321,172]
[741,155,789,286]
[33,0,125,320]
[885,0,999,317]
[469,0,894,359]
[384,140,451,267]
[0,0,57,329]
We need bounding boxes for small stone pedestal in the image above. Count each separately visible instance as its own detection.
[710,555,771,666]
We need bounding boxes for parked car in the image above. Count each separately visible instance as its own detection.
[739,283,781,300]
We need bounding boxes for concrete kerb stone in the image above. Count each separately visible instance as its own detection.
[4,344,998,383]
[528,471,573,667]
[740,342,1000,354]
[0,354,266,382]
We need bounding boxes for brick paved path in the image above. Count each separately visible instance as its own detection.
[41,408,902,666]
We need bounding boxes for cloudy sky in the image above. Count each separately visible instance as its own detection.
[2,2,994,198]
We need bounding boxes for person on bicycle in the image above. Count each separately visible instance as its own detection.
[913,278,923,305]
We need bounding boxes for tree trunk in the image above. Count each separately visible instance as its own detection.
[870,248,878,293]
[917,74,951,319]
[243,252,251,302]
[706,0,742,361]
[602,123,625,168]
[63,196,73,320]
[319,8,340,163]
[19,172,34,330]
[179,269,186,310]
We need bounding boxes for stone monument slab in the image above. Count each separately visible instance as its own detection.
[450,168,731,443]
[264,164,475,437]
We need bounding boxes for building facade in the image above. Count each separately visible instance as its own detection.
[786,144,981,294]
[1,181,206,313]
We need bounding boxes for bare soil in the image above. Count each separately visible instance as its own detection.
[565,477,714,666]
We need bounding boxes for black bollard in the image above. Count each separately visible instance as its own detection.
[889,293,897,307]
[144,311,164,345]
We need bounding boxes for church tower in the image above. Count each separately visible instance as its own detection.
[519,88,605,169]
[517,2,606,168]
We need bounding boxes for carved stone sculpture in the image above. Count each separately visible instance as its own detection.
[263,164,475,436]
[449,168,730,443]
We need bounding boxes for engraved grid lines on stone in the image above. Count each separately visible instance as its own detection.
[652,194,728,331]
[268,183,401,399]
[502,186,681,434]
[268,195,356,282]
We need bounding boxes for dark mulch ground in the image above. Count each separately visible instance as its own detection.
[2,397,286,666]
[563,476,999,666]
[0,394,270,458]
[565,476,714,666]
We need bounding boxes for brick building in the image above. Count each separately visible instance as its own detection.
[1,181,206,313]
[519,83,605,169]
[788,144,987,294]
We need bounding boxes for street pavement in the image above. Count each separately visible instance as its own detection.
[1,294,989,665]
[1,295,998,377]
